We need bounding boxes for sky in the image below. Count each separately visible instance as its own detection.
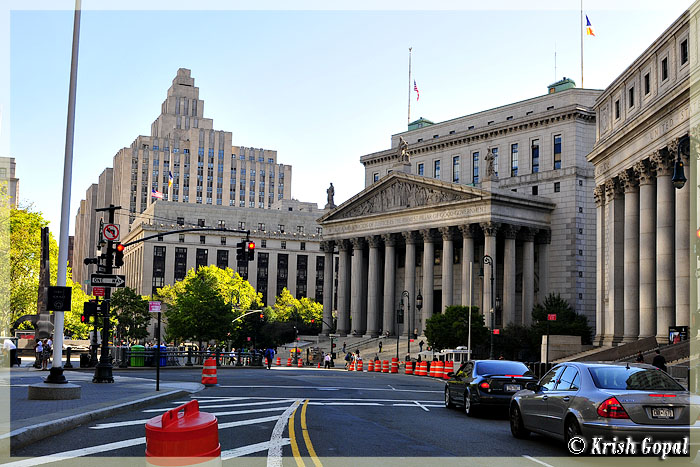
[1,0,694,240]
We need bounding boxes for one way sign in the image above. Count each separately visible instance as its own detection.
[90,274,126,288]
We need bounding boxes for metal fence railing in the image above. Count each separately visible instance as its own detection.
[91,346,265,368]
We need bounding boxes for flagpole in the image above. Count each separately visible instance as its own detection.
[581,0,584,88]
[408,47,412,126]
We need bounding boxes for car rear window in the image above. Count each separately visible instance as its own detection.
[588,366,685,391]
[475,361,531,376]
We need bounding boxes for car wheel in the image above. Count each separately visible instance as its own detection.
[564,416,581,445]
[464,390,477,417]
[510,404,530,439]
[445,388,455,409]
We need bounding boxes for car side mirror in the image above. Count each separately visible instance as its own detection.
[525,382,538,391]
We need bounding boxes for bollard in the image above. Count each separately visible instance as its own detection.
[215,349,220,367]
[146,400,221,467]
[186,347,193,367]
[119,346,128,368]
[64,346,73,369]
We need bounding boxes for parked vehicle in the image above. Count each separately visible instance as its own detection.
[445,359,536,416]
[509,361,698,446]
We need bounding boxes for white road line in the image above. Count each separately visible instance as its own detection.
[218,415,281,429]
[219,384,442,393]
[143,399,296,412]
[307,402,382,406]
[222,439,290,459]
[267,400,301,467]
[90,406,288,429]
[413,400,430,412]
[182,396,444,404]
[393,403,443,408]
[2,437,146,466]
[388,385,396,390]
[522,455,555,467]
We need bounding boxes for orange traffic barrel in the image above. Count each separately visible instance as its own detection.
[434,361,445,378]
[348,360,355,371]
[390,357,399,373]
[298,358,303,368]
[374,360,381,372]
[201,358,218,386]
[382,360,389,373]
[443,361,454,379]
[418,361,427,376]
[286,358,292,367]
[146,400,221,466]
[276,357,281,366]
[405,361,413,375]
[357,360,364,372]
[368,360,374,372]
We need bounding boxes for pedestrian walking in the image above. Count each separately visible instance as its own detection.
[42,338,51,369]
[378,341,383,353]
[324,353,332,369]
[418,340,424,352]
[635,351,645,363]
[342,342,346,354]
[34,339,43,369]
[264,348,275,369]
[652,349,667,372]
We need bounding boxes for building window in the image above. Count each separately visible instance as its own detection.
[261,239,267,248]
[281,241,287,250]
[553,135,562,170]
[238,221,245,229]
[661,57,668,81]
[217,219,225,229]
[200,235,205,245]
[179,234,185,243]
[531,139,539,173]
[472,152,479,184]
[628,87,634,108]
[554,182,560,193]
[177,217,184,225]
[614,100,620,119]
[297,226,304,234]
[296,255,308,298]
[316,227,322,235]
[532,185,538,196]
[174,247,187,281]
[258,223,265,231]
[152,246,166,296]
[196,248,208,269]
[217,250,228,269]
[276,254,288,297]
[644,73,650,95]
[373,173,379,183]
[452,156,460,183]
[301,242,306,251]
[434,160,441,179]
[220,237,226,245]
[510,143,518,177]
[278,224,285,233]
[681,39,689,65]
[418,163,424,176]
[198,218,205,227]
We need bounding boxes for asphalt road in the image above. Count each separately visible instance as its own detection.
[7,367,667,466]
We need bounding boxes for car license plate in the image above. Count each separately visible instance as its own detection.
[651,407,674,419]
[505,384,520,392]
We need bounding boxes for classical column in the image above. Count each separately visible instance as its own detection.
[365,235,382,337]
[383,234,397,336]
[593,186,605,344]
[421,229,437,331]
[521,227,535,326]
[336,240,351,336]
[502,224,518,326]
[480,222,499,326]
[651,149,675,343]
[673,140,690,326]
[604,178,625,345]
[536,229,551,302]
[403,231,418,335]
[635,160,656,339]
[620,170,640,342]
[350,237,365,336]
[321,241,334,335]
[459,225,476,307]
[439,227,455,309]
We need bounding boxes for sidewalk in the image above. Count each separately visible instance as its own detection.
[2,364,203,450]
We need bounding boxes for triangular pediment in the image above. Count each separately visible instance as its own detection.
[320,172,486,222]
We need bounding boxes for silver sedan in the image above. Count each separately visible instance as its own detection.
[509,362,699,446]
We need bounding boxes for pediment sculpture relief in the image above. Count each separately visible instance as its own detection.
[335,180,468,219]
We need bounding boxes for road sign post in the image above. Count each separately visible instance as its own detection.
[90,274,126,288]
[149,301,162,391]
[546,314,556,366]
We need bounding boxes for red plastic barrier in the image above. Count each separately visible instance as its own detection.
[201,358,217,386]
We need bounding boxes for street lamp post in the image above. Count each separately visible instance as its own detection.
[400,290,410,357]
[483,255,495,360]
[416,292,423,351]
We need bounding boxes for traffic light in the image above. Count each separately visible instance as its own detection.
[259,313,264,320]
[246,241,255,261]
[82,301,98,323]
[114,243,125,268]
[236,241,246,262]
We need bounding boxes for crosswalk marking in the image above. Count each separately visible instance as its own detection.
[143,398,296,412]
[219,384,442,393]
[2,437,146,467]
[222,439,290,459]
[267,400,302,467]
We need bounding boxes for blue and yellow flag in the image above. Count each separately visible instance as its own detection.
[585,15,595,36]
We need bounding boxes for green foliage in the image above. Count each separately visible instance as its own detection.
[498,324,537,361]
[424,305,489,353]
[110,287,151,342]
[531,293,592,345]
[64,278,90,339]
[271,289,322,326]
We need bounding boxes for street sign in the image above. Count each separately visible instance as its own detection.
[102,223,120,241]
[90,274,126,288]
[97,264,107,273]
[493,329,500,335]
[547,314,557,321]
[47,286,72,311]
[149,301,162,313]
[93,287,105,297]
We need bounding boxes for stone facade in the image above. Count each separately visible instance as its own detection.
[587,9,693,345]
[0,157,19,209]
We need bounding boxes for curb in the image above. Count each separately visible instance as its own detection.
[6,389,189,450]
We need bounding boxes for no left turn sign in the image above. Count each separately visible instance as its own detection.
[102,223,120,241]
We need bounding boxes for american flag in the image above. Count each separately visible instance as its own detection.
[151,188,164,199]
[414,80,420,101]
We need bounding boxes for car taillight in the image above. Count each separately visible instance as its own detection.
[479,382,490,390]
[597,397,629,419]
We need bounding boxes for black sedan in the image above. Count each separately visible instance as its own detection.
[445,360,537,416]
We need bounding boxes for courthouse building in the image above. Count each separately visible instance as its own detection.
[319,83,603,337]
[587,10,693,345]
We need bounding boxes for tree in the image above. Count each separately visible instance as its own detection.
[110,287,151,343]
[531,293,593,346]
[424,306,489,354]
[161,266,234,345]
